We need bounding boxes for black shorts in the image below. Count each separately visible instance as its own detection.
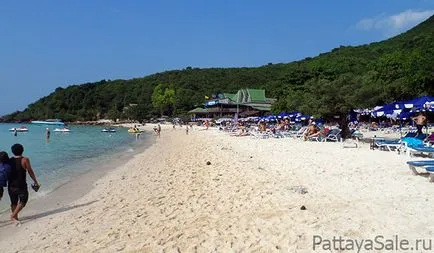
[8,187,29,206]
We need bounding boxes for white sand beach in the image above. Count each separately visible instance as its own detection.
[0,124,433,252]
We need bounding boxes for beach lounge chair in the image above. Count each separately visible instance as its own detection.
[406,160,434,182]
[406,145,434,158]
[324,128,341,142]
[376,139,403,152]
[250,131,270,139]
[308,134,325,142]
[271,131,285,138]
[286,126,307,139]
[351,130,363,140]
[375,133,427,153]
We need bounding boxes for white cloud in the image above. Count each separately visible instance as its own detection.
[356,9,434,35]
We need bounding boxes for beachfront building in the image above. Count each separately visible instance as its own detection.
[188,88,276,119]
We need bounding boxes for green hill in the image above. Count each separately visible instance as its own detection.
[4,15,434,122]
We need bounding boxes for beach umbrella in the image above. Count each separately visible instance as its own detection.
[295,114,311,122]
[401,96,434,110]
[247,116,260,122]
[398,111,414,120]
[288,112,301,118]
[265,115,277,121]
[277,112,289,119]
[371,102,403,117]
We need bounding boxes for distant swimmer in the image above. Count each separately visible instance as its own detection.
[45,128,50,140]
[13,128,17,137]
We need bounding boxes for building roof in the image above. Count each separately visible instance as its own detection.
[231,89,270,103]
[188,107,209,114]
[249,105,272,111]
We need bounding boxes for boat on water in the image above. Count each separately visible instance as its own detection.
[53,128,71,132]
[31,119,65,126]
[102,128,116,133]
[9,126,29,132]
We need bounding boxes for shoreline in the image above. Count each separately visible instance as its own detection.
[0,126,433,252]
[0,130,154,240]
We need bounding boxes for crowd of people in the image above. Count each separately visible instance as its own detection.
[0,143,40,223]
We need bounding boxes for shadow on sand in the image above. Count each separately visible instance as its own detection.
[0,200,98,228]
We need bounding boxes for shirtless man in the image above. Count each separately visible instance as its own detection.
[8,144,40,222]
[412,113,427,135]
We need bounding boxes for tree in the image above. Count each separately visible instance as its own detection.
[151,83,177,116]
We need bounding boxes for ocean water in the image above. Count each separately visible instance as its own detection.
[0,123,148,211]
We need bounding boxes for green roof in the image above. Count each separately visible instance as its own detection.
[188,107,209,114]
[246,89,266,102]
[223,93,237,101]
[231,88,267,103]
[250,105,272,111]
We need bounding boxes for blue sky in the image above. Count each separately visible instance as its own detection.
[1,0,433,115]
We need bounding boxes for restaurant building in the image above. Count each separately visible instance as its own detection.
[188,88,276,119]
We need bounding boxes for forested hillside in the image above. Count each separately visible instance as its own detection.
[3,15,434,122]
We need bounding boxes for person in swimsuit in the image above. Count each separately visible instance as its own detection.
[412,112,427,136]
[157,124,161,138]
[0,151,11,201]
[45,128,50,140]
[8,144,40,222]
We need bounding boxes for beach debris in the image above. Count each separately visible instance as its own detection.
[290,185,308,194]
[206,161,211,165]
[300,205,307,210]
[250,156,253,158]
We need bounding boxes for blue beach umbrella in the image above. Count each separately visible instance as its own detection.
[371,102,403,117]
[401,96,434,110]
[265,115,278,121]
[277,112,289,119]
[295,114,311,122]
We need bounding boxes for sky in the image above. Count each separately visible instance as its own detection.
[1,0,433,115]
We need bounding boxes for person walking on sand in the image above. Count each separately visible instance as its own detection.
[8,144,40,222]
[0,151,11,201]
[157,124,161,138]
[412,112,427,136]
[186,125,189,135]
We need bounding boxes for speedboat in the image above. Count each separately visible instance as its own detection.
[9,126,29,132]
[102,128,116,133]
[31,119,65,126]
[54,128,71,132]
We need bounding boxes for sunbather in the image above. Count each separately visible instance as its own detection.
[304,122,320,141]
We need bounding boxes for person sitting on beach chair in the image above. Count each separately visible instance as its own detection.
[304,122,320,141]
[425,132,434,146]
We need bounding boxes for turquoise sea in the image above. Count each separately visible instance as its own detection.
[0,123,148,211]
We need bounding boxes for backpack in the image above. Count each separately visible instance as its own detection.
[0,163,10,187]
